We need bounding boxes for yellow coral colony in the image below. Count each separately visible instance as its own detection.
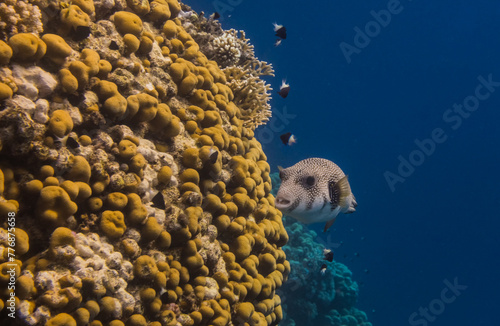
[0,0,288,325]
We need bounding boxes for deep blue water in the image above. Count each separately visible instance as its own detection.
[190,1,500,325]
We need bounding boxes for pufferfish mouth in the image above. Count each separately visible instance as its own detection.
[275,197,291,208]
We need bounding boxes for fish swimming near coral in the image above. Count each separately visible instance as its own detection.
[65,136,80,149]
[274,39,282,47]
[323,248,334,262]
[273,23,287,39]
[280,132,296,146]
[73,26,91,41]
[277,79,290,98]
[208,146,219,164]
[275,158,357,232]
[320,263,327,275]
[151,192,166,210]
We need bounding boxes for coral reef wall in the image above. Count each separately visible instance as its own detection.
[271,173,372,326]
[0,1,289,325]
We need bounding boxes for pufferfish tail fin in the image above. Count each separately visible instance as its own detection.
[328,175,352,209]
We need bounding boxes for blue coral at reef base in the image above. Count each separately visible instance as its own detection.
[271,173,372,326]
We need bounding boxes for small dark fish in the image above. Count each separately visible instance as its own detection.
[152,192,166,210]
[209,147,218,164]
[320,263,327,275]
[213,12,220,20]
[323,249,334,262]
[73,26,91,41]
[273,23,287,39]
[277,79,290,98]
[66,136,80,149]
[274,39,282,47]
[109,41,120,50]
[280,132,297,146]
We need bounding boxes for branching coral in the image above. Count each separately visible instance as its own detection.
[224,64,274,130]
[186,19,275,130]
[220,30,275,130]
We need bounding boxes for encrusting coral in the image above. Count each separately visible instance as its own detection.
[0,1,289,325]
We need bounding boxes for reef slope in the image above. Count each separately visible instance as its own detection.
[0,1,288,325]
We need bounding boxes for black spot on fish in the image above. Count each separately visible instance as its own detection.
[321,195,328,211]
[152,192,166,210]
[305,176,315,186]
[66,136,80,149]
[277,86,290,98]
[73,26,91,41]
[109,40,120,50]
[275,26,287,39]
[287,197,300,213]
[306,196,314,210]
[213,12,220,19]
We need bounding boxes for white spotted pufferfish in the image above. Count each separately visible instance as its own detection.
[275,158,357,232]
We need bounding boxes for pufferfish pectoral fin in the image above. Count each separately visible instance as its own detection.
[328,175,352,208]
[323,210,340,232]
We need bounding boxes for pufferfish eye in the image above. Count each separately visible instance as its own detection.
[304,176,315,186]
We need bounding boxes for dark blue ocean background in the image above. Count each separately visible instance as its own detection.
[190,1,500,325]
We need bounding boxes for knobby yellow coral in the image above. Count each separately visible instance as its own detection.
[0,1,288,325]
